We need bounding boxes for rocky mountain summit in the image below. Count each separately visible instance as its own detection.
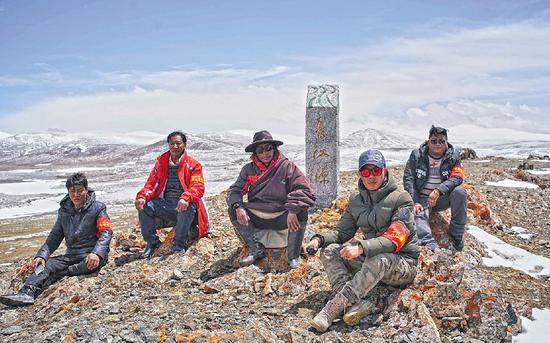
[0,159,548,342]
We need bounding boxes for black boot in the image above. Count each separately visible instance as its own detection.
[451,237,464,251]
[235,224,265,266]
[0,286,35,307]
[171,244,186,254]
[141,241,160,259]
[240,248,265,267]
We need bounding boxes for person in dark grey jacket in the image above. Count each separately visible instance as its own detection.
[227,130,315,269]
[403,125,466,251]
[0,173,112,307]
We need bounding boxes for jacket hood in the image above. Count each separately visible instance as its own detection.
[60,188,96,214]
[358,171,398,203]
[419,141,456,160]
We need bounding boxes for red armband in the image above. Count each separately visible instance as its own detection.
[449,165,465,180]
[382,222,409,252]
[96,217,112,238]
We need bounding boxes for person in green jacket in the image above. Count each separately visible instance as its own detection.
[305,149,420,332]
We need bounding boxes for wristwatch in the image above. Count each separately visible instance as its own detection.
[232,203,242,210]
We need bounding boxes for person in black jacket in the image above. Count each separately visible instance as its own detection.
[0,173,113,307]
[403,126,466,251]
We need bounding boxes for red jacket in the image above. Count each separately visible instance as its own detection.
[136,151,209,239]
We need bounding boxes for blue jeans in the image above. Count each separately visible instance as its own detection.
[415,186,467,247]
[139,198,197,248]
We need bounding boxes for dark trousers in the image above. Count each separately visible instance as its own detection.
[228,208,306,260]
[23,253,106,297]
[139,198,197,248]
[415,186,467,246]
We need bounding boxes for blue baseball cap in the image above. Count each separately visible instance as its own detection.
[358,149,386,169]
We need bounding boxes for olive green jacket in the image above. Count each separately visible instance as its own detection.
[315,172,420,261]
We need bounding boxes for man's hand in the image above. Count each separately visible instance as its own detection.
[287,212,301,232]
[176,199,189,212]
[428,189,440,208]
[85,253,100,270]
[340,244,364,260]
[236,207,249,226]
[135,198,146,211]
[304,238,320,256]
[413,203,424,216]
[32,257,46,270]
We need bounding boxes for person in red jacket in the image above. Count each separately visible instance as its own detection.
[135,131,209,258]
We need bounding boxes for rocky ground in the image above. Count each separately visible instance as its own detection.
[0,157,548,342]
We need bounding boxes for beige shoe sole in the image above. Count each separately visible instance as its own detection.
[309,318,329,333]
[343,310,363,326]
[343,302,374,326]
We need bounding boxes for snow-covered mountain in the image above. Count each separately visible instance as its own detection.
[0,131,168,164]
[1,126,550,167]
[340,128,418,149]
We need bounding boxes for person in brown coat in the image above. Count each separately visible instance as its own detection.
[227,130,316,269]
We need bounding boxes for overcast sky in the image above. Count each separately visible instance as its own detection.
[1,0,549,136]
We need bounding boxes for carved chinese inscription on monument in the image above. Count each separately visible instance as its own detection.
[305,84,339,208]
[315,168,329,185]
[313,148,330,160]
[315,116,327,140]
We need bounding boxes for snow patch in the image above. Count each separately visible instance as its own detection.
[0,230,50,243]
[467,225,550,278]
[471,160,491,163]
[485,179,539,189]
[510,226,533,240]
[514,308,550,342]
[527,169,550,176]
[0,196,63,218]
[0,179,65,195]
[52,166,112,173]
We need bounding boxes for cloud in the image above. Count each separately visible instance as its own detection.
[1,20,550,135]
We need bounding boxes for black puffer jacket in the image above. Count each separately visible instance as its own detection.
[35,189,113,261]
[403,141,464,203]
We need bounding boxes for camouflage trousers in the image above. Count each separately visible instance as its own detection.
[320,244,417,304]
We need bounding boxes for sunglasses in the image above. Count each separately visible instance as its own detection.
[360,167,383,177]
[255,144,274,154]
[429,138,447,145]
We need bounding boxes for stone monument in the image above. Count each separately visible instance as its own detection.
[305,84,339,209]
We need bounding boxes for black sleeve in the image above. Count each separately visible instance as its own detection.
[35,212,64,260]
[403,150,418,203]
[91,207,113,259]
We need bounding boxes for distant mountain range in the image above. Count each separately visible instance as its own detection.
[340,128,418,149]
[1,127,549,166]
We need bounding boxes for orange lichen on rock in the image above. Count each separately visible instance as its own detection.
[463,183,495,224]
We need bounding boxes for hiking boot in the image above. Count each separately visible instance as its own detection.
[343,299,375,326]
[171,245,186,254]
[141,241,160,259]
[426,242,439,251]
[239,250,265,267]
[310,292,349,332]
[288,258,301,269]
[0,287,35,307]
[451,237,464,251]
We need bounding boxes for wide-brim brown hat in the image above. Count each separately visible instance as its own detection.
[245,130,284,152]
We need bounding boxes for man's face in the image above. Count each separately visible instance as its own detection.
[68,185,88,209]
[168,135,186,160]
[255,143,275,164]
[428,133,448,157]
[359,165,386,191]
